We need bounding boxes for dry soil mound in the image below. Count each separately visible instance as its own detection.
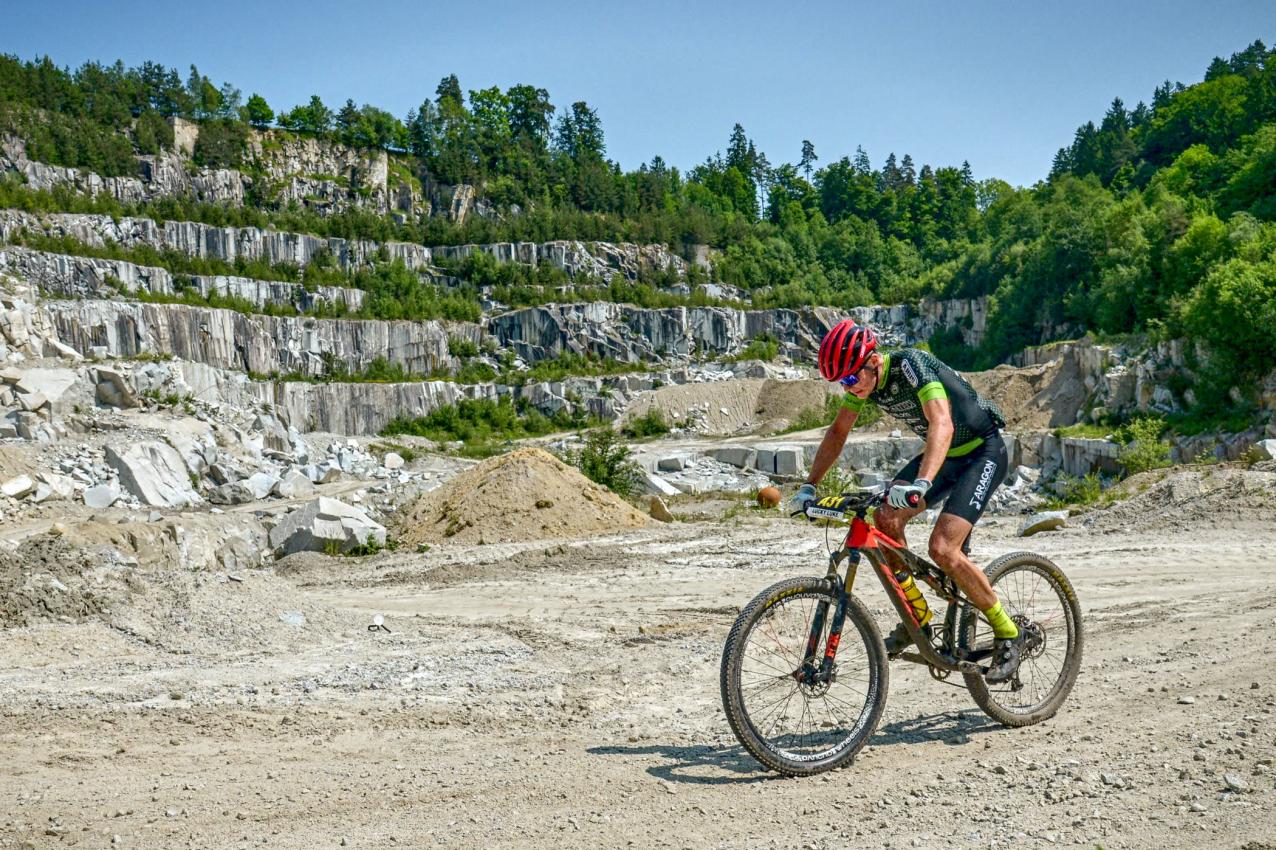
[1085,465,1276,532]
[966,360,1074,430]
[623,378,842,435]
[0,535,116,627]
[395,448,650,546]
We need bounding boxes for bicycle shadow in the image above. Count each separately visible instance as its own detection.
[586,741,784,786]
[871,709,999,747]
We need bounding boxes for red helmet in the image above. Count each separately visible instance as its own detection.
[818,320,878,382]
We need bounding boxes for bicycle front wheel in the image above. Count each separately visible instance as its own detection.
[720,577,888,776]
[960,552,1083,726]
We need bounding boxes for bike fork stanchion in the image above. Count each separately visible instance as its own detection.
[818,580,849,680]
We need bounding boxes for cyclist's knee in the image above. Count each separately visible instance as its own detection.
[876,505,909,537]
[929,536,962,568]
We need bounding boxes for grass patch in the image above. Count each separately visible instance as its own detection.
[380,397,600,457]
[728,332,779,363]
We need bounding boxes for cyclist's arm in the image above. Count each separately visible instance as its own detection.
[916,396,954,482]
[806,405,857,486]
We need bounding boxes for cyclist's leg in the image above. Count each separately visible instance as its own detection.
[924,436,1020,650]
[925,436,1007,605]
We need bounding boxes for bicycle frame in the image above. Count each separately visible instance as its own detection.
[805,510,990,680]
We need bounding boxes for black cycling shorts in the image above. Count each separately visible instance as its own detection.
[892,433,1008,525]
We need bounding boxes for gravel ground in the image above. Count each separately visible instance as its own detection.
[2,481,1275,849]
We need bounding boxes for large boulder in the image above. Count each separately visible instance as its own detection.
[268,496,386,555]
[94,366,138,408]
[105,441,202,508]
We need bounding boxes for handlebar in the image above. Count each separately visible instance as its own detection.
[794,488,924,521]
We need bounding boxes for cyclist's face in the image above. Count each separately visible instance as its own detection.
[842,357,879,399]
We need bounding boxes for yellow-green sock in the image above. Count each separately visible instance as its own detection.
[984,601,1019,639]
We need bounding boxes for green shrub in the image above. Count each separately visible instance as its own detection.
[1115,416,1172,475]
[622,408,671,439]
[193,118,248,169]
[561,428,644,498]
[1045,472,1104,509]
[731,333,779,362]
[380,397,597,456]
[448,335,480,359]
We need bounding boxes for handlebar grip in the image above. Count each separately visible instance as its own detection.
[906,492,922,508]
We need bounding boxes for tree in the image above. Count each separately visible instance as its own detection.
[242,93,274,129]
[216,82,241,120]
[507,84,553,147]
[405,99,438,159]
[336,99,360,137]
[436,74,462,107]
[554,101,605,161]
[799,139,818,177]
[900,153,916,186]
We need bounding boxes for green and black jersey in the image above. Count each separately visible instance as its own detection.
[841,348,1006,457]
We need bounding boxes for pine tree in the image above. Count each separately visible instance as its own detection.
[900,153,916,186]
[435,74,463,107]
[853,145,871,174]
[799,139,818,177]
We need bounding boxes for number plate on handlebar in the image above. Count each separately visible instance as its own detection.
[804,493,873,522]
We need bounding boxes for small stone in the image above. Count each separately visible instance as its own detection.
[1223,773,1249,793]
[1189,802,1207,813]
[1178,695,1196,705]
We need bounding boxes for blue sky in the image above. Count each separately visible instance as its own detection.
[4,0,1274,185]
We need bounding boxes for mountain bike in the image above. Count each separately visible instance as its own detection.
[720,489,1083,776]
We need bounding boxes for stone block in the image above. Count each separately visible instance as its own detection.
[709,447,756,469]
[656,455,690,472]
[267,496,386,556]
[2,474,34,498]
[106,441,202,508]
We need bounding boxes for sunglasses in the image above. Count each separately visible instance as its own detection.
[839,364,871,388]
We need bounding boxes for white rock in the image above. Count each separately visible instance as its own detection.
[267,496,386,555]
[272,470,316,500]
[1018,510,1069,537]
[105,441,202,508]
[383,452,405,470]
[244,472,279,500]
[1,474,34,498]
[1254,439,1276,461]
[36,471,76,499]
[84,481,120,508]
[16,391,47,411]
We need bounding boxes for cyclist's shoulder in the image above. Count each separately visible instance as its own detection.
[888,348,943,389]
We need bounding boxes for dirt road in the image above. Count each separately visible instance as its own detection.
[3,502,1275,849]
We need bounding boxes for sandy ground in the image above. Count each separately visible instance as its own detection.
[2,490,1275,849]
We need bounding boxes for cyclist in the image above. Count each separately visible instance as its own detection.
[789,320,1024,683]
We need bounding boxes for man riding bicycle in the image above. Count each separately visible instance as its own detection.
[790,320,1024,683]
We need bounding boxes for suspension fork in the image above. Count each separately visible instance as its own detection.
[799,549,858,680]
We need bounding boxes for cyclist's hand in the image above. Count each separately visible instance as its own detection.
[887,478,931,509]
[789,483,817,516]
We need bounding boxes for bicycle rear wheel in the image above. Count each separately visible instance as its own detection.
[720,577,888,776]
[960,552,1083,726]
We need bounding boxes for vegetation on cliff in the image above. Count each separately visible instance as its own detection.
[1,44,1275,409]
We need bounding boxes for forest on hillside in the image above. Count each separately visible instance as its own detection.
[0,41,1274,411]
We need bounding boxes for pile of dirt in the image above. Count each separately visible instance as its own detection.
[623,378,844,435]
[394,448,650,546]
[1084,465,1276,532]
[966,360,1071,430]
[0,535,118,627]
